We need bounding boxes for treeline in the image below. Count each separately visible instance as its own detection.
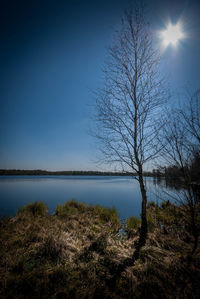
[0,169,160,177]
[153,151,200,183]
[1,166,199,181]
[0,169,134,176]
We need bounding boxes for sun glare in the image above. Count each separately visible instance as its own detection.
[160,21,185,48]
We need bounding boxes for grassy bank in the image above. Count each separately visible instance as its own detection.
[0,200,200,298]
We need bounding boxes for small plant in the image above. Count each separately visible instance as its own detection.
[126,216,141,230]
[56,200,87,217]
[126,216,141,238]
[17,201,47,217]
[146,211,157,233]
[147,201,156,208]
[147,218,156,233]
[93,205,120,226]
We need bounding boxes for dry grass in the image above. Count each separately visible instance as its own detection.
[0,200,200,298]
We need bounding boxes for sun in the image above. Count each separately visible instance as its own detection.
[160,21,185,48]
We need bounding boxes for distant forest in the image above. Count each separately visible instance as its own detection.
[0,163,199,181]
[1,152,199,181]
[1,156,199,182]
[0,169,136,176]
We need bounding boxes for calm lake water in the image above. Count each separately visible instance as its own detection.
[0,175,177,219]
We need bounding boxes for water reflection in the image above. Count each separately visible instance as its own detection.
[151,176,200,204]
[0,175,187,219]
[152,176,183,191]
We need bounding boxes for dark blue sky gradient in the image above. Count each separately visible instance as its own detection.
[0,0,200,170]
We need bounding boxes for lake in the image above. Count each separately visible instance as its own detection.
[0,175,178,219]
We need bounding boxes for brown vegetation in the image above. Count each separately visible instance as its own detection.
[0,200,200,298]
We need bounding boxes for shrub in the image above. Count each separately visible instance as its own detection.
[125,216,141,238]
[56,200,87,217]
[17,201,47,217]
[147,218,156,233]
[147,201,156,208]
[126,216,141,230]
[147,213,157,233]
[93,205,120,226]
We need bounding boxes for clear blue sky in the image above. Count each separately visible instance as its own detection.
[0,0,200,171]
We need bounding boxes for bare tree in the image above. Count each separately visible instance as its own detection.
[94,6,166,259]
[180,89,200,145]
[160,93,200,255]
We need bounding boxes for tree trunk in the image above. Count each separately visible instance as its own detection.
[133,175,148,260]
